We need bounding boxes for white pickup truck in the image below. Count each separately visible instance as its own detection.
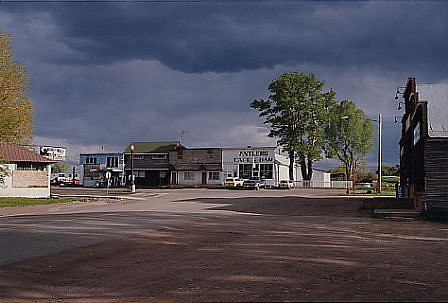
[50,173,67,185]
[50,173,80,186]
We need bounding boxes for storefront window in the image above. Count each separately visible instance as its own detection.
[260,164,273,179]
[208,172,220,180]
[239,164,252,179]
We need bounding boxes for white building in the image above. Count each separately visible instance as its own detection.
[222,146,331,187]
[222,146,290,187]
[0,142,55,198]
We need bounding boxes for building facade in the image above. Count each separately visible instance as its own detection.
[399,77,448,211]
[222,146,291,187]
[0,142,55,198]
[169,148,222,187]
[80,152,125,187]
[124,142,182,188]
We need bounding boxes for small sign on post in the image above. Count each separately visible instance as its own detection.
[105,171,111,195]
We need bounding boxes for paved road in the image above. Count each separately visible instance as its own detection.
[0,188,346,265]
[2,188,447,302]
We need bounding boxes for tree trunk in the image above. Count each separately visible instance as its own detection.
[299,156,308,186]
[306,158,313,181]
[345,164,350,181]
[288,151,295,181]
[345,163,351,194]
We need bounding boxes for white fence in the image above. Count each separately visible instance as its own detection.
[294,180,353,189]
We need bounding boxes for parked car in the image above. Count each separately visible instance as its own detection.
[224,177,245,189]
[50,173,66,185]
[279,180,295,189]
[243,178,266,190]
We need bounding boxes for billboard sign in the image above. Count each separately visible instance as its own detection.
[39,146,67,161]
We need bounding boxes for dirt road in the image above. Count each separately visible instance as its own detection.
[1,189,447,302]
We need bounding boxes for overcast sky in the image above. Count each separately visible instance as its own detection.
[1,1,447,169]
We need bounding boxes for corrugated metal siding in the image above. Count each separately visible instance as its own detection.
[0,142,55,163]
[417,84,448,138]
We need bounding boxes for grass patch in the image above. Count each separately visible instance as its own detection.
[347,192,396,197]
[339,190,396,197]
[0,197,87,208]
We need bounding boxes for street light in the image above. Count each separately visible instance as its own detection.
[130,144,135,193]
[367,114,382,193]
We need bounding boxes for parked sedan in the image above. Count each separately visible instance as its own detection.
[279,180,295,189]
[224,177,245,189]
[242,178,266,190]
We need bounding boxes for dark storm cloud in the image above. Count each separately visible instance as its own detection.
[0,1,447,166]
[2,1,447,76]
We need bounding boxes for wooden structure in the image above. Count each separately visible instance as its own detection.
[398,77,448,212]
[124,141,183,188]
[169,148,222,187]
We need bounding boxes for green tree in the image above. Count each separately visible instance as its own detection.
[0,157,10,184]
[0,32,33,145]
[382,164,400,176]
[325,100,374,182]
[355,166,377,183]
[51,162,68,174]
[250,71,333,180]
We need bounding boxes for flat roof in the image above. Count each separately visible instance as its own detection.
[221,146,277,150]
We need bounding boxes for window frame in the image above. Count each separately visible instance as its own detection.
[184,171,195,180]
[208,171,220,180]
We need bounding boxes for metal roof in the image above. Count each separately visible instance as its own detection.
[124,141,182,153]
[0,142,56,163]
[417,84,448,138]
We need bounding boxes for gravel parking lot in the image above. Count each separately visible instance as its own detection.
[1,188,447,302]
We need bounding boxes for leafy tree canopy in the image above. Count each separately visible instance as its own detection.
[250,71,334,180]
[51,162,68,174]
[0,32,33,145]
[0,157,10,184]
[325,100,374,181]
[382,164,400,176]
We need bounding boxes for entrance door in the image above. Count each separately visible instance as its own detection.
[202,172,207,185]
[171,172,177,185]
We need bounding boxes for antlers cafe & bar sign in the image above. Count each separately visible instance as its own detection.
[233,150,273,163]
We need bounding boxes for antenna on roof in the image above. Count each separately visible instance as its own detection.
[178,129,187,145]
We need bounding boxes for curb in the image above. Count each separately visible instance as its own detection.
[51,194,129,200]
